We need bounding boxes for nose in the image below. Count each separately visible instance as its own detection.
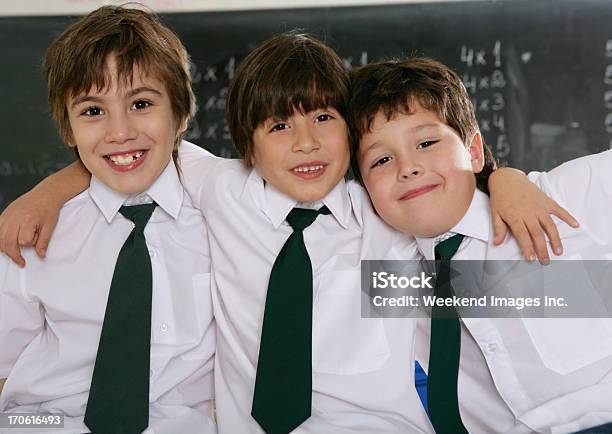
[397,156,423,181]
[292,122,320,154]
[105,112,137,144]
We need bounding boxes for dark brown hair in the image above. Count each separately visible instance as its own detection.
[227,30,350,166]
[349,57,497,194]
[45,5,195,161]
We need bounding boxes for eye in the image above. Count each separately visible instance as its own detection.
[132,99,152,111]
[81,106,103,117]
[269,122,289,132]
[371,156,392,168]
[416,140,438,149]
[315,113,334,122]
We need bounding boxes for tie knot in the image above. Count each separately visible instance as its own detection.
[286,206,330,231]
[434,234,465,261]
[119,203,157,231]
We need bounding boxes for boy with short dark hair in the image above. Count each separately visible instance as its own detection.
[0,6,215,433]
[180,31,436,433]
[350,56,612,433]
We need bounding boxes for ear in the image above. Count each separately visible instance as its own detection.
[66,131,77,149]
[468,131,485,174]
[178,117,189,135]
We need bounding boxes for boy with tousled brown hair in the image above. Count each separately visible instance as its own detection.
[46,5,195,163]
[350,56,612,434]
[0,6,215,433]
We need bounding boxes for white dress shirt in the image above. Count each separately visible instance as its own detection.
[179,141,434,433]
[0,160,216,434]
[415,149,612,433]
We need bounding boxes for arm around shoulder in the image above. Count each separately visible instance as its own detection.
[177,140,234,211]
[0,160,90,266]
[488,167,578,263]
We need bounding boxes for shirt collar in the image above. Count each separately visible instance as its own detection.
[347,181,365,228]
[245,167,353,229]
[89,159,184,223]
[415,189,491,259]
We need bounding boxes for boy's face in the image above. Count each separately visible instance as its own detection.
[358,101,484,237]
[67,55,185,195]
[251,107,350,203]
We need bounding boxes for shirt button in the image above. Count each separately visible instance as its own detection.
[150,369,154,378]
[160,323,168,332]
[486,343,498,353]
[149,249,157,258]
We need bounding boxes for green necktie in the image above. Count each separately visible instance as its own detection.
[85,203,157,434]
[427,234,469,434]
[252,206,331,434]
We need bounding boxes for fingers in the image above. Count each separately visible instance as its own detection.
[506,219,537,262]
[498,212,569,264]
[35,223,56,258]
[17,220,38,247]
[0,222,26,268]
[539,214,563,256]
[550,204,580,228]
[523,218,550,264]
[492,213,508,245]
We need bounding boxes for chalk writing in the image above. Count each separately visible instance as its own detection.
[460,40,510,164]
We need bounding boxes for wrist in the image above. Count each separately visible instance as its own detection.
[488,167,526,190]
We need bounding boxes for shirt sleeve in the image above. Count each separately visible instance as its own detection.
[528,149,612,238]
[0,256,44,378]
[177,140,220,212]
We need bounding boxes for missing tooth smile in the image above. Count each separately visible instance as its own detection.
[104,151,146,166]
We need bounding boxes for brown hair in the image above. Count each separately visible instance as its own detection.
[226,30,350,166]
[44,5,195,161]
[348,57,497,194]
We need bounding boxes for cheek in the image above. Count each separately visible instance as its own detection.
[252,150,280,181]
[70,124,99,151]
[332,130,350,148]
[364,174,388,204]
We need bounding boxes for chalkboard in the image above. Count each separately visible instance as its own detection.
[1,0,611,211]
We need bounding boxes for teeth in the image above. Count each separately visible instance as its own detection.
[293,165,323,173]
[107,151,145,166]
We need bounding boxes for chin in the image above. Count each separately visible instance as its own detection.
[108,179,151,196]
[404,220,452,239]
[294,188,328,203]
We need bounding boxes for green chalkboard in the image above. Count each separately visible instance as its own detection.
[1,0,611,210]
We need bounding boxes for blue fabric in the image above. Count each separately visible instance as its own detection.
[415,361,429,415]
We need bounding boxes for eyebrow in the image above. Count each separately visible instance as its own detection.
[408,122,442,133]
[70,86,163,109]
[359,140,386,164]
[360,122,443,157]
[126,86,163,98]
[70,95,103,110]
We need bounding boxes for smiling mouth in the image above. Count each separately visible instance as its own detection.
[103,150,146,166]
[291,163,327,179]
[399,184,438,201]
